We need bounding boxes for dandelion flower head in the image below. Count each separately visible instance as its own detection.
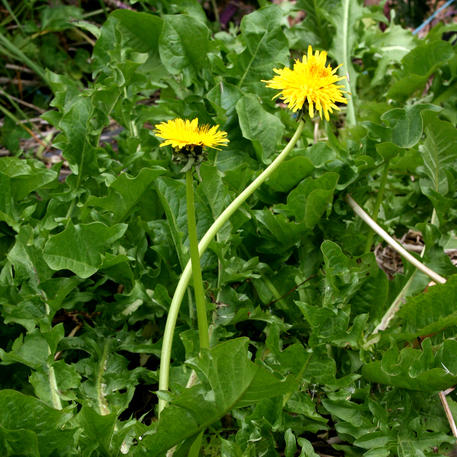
[263,45,348,121]
[154,118,228,151]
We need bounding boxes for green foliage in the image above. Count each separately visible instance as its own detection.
[1,1,457,456]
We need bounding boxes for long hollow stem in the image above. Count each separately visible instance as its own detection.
[158,121,305,415]
[186,170,209,350]
[346,194,446,285]
[364,160,390,253]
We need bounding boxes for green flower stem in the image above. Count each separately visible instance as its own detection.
[346,194,446,285]
[364,160,390,253]
[186,170,210,351]
[158,120,305,415]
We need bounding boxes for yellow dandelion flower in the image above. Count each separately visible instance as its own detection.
[263,45,348,121]
[154,118,228,151]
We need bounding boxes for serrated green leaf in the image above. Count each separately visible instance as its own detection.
[285,172,339,227]
[137,338,295,456]
[78,406,117,456]
[87,167,166,222]
[386,275,457,341]
[0,157,57,200]
[354,431,394,449]
[236,94,284,163]
[0,390,73,457]
[267,156,314,193]
[388,40,454,99]
[380,104,440,148]
[403,40,453,76]
[363,338,457,391]
[159,14,210,84]
[295,0,335,49]
[284,428,297,457]
[420,111,457,197]
[93,10,166,84]
[238,5,289,85]
[0,425,40,457]
[43,222,127,278]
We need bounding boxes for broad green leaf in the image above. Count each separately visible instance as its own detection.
[159,14,210,84]
[322,398,372,428]
[380,104,440,148]
[302,345,337,385]
[295,0,334,49]
[388,40,453,99]
[43,222,127,278]
[0,390,73,457]
[320,241,380,308]
[267,156,314,193]
[238,5,289,86]
[198,163,232,220]
[40,5,82,31]
[87,167,165,222]
[0,330,49,369]
[420,111,457,196]
[402,40,453,76]
[362,338,457,391]
[58,96,98,176]
[110,10,162,54]
[350,267,388,319]
[297,301,367,348]
[284,428,297,457]
[375,142,403,161]
[0,157,57,229]
[78,406,117,456]
[206,82,243,119]
[7,225,53,287]
[138,338,295,456]
[366,24,416,86]
[253,210,306,253]
[354,431,394,449]
[198,163,248,242]
[40,277,82,312]
[386,74,430,100]
[236,94,284,163]
[284,172,339,227]
[0,157,57,199]
[187,430,204,457]
[155,177,187,269]
[385,275,457,341]
[164,0,207,23]
[297,438,320,457]
[93,10,166,83]
[0,174,19,230]
[0,425,40,457]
